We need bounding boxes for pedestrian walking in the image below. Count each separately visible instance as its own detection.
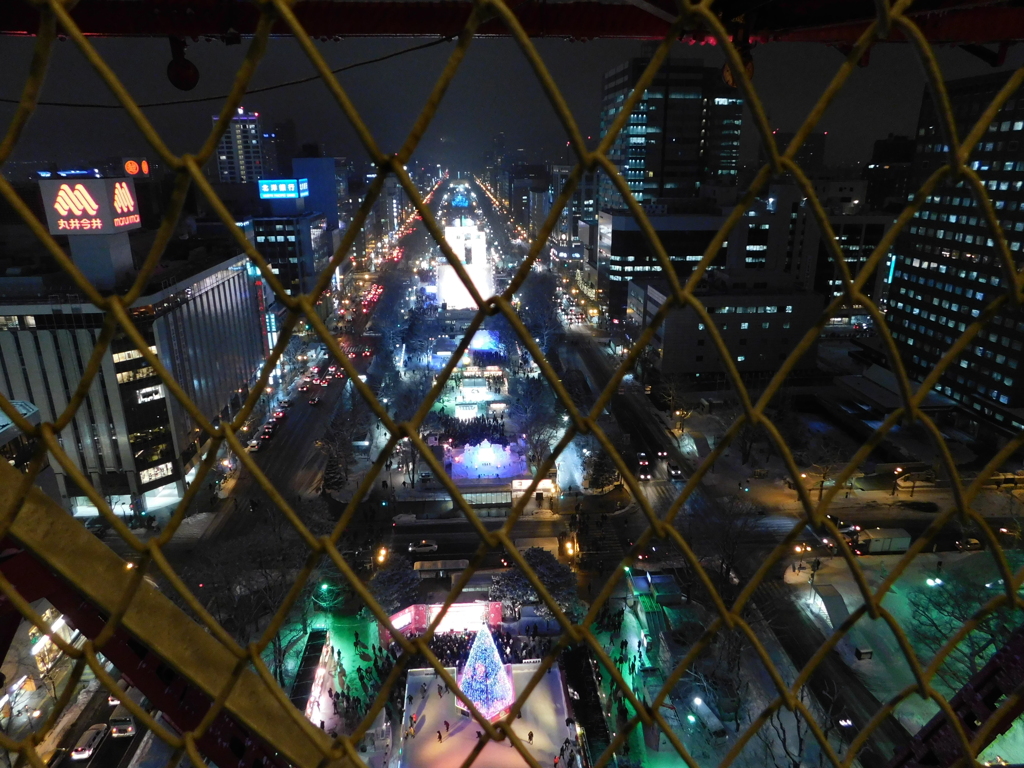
[528,731,534,745]
[437,731,442,743]
[437,684,443,698]
[444,720,450,733]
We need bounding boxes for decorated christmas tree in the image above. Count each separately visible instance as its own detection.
[456,628,515,721]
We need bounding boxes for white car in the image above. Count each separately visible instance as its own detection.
[72,724,108,761]
[246,440,261,453]
[408,539,438,554]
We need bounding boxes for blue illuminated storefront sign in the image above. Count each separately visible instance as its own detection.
[258,179,309,199]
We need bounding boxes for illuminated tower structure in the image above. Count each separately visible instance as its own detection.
[214,107,270,184]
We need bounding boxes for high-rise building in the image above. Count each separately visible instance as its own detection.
[759,130,828,177]
[549,165,599,246]
[863,134,916,212]
[598,53,743,211]
[887,71,1024,434]
[213,107,269,184]
[251,213,331,302]
[0,245,265,515]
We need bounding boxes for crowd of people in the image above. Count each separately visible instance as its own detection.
[470,350,506,367]
[434,412,506,447]
[594,603,625,634]
[386,627,552,673]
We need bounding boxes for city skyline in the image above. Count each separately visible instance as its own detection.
[5,8,1024,768]
[0,36,1022,172]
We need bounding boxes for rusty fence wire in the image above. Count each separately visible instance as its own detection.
[0,1,1023,768]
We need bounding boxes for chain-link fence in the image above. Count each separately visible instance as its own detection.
[1,2,1023,768]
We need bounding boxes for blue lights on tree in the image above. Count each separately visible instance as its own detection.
[457,628,515,721]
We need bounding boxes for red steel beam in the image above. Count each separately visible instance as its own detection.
[0,1,1022,43]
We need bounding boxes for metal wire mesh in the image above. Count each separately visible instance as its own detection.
[1,1,1024,768]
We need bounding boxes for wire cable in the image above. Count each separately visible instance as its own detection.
[0,35,454,109]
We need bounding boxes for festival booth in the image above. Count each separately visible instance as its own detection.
[379,601,502,646]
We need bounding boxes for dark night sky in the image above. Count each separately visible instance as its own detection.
[1,33,1023,171]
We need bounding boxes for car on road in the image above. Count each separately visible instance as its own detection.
[72,724,108,761]
[636,452,649,466]
[46,748,69,768]
[272,410,287,420]
[280,398,294,408]
[638,469,652,481]
[668,463,683,479]
[408,539,438,554]
[246,439,262,453]
[309,396,321,406]
[656,449,668,458]
[298,383,310,392]
[956,538,983,552]
[107,679,130,705]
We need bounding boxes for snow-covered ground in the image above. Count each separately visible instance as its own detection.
[397,665,573,768]
[786,551,1024,762]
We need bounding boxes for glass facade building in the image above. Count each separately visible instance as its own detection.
[598,55,743,211]
[887,71,1024,433]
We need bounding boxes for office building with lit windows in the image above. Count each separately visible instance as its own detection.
[251,213,332,306]
[597,207,728,322]
[214,107,270,184]
[0,253,265,516]
[632,280,823,384]
[598,52,743,211]
[887,71,1024,434]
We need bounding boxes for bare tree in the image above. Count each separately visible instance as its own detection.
[907,553,1024,693]
[755,683,842,768]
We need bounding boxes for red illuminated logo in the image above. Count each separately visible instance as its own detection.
[124,160,140,175]
[113,181,135,214]
[53,184,99,217]
[141,160,149,174]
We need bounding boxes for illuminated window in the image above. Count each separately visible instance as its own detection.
[139,462,173,485]
[136,385,164,404]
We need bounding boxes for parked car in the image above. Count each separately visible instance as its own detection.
[956,538,983,552]
[45,748,69,768]
[72,725,108,761]
[408,539,438,554]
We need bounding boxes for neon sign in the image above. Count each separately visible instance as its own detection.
[122,157,150,177]
[39,178,142,236]
[258,178,309,199]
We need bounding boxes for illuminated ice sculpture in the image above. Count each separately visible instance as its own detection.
[456,627,515,722]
